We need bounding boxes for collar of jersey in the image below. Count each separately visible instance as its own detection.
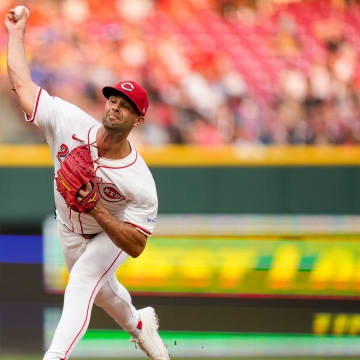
[88,124,138,167]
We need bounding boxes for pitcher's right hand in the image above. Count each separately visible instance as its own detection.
[5,7,29,33]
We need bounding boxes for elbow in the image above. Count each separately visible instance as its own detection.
[129,235,147,258]
[129,244,145,258]
[130,251,141,258]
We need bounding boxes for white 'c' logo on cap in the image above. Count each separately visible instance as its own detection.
[121,82,135,92]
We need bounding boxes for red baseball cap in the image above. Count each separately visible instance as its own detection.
[102,81,149,117]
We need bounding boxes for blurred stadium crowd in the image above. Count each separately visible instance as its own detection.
[1,0,360,145]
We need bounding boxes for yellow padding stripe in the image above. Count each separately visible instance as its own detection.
[142,145,360,166]
[2,145,360,166]
[0,145,52,166]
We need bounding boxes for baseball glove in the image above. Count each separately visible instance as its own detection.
[55,145,99,213]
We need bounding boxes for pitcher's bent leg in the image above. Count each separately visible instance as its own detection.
[95,275,140,335]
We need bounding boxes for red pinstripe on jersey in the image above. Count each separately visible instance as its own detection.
[26,88,42,123]
[69,208,74,232]
[94,150,138,175]
[87,124,138,170]
[87,125,96,146]
[124,221,151,236]
[78,213,84,234]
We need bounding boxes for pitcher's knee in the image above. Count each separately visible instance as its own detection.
[94,291,107,308]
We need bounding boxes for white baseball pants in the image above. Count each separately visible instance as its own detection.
[43,222,140,360]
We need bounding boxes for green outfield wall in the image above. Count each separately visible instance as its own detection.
[2,144,360,227]
[1,165,360,227]
[153,166,360,214]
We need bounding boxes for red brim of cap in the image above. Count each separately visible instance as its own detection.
[102,86,141,115]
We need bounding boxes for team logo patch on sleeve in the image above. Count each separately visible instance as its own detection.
[98,183,126,202]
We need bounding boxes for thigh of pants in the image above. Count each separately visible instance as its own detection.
[57,221,129,277]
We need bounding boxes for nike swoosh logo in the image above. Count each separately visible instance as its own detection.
[72,134,84,142]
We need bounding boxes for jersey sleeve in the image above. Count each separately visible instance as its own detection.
[24,87,95,148]
[24,87,57,132]
[123,190,158,237]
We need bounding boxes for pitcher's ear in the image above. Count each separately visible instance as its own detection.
[134,116,145,128]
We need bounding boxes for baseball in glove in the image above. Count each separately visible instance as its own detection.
[55,145,99,213]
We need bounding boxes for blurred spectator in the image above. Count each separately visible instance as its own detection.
[272,14,302,56]
[1,0,360,145]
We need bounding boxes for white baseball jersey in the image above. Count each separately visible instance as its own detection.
[25,87,158,237]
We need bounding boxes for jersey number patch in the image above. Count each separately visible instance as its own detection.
[57,144,69,163]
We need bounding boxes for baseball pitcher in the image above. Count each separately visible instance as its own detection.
[5,6,170,360]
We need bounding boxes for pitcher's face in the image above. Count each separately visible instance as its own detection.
[102,95,143,132]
